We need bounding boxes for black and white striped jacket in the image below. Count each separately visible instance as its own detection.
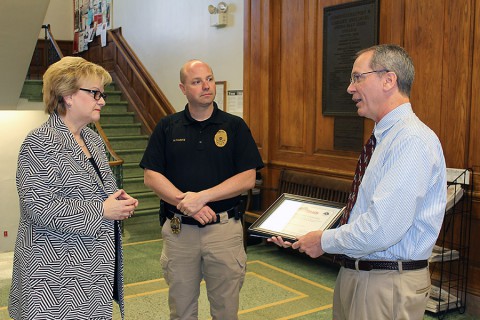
[9,112,124,319]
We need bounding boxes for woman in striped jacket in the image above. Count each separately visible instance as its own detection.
[9,57,138,320]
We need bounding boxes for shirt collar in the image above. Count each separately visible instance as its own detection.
[182,102,222,125]
[373,103,412,143]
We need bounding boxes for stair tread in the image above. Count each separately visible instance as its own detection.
[109,135,149,140]
[135,206,160,212]
[123,162,141,167]
[24,80,43,84]
[105,101,129,105]
[124,177,144,181]
[116,148,146,151]
[130,190,157,196]
[102,123,141,127]
[101,112,135,116]
[133,208,160,216]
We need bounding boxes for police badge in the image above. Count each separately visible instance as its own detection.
[214,129,228,147]
[170,216,181,234]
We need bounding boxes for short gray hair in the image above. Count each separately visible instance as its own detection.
[357,44,415,97]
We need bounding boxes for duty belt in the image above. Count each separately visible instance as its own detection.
[338,256,428,271]
[166,206,240,228]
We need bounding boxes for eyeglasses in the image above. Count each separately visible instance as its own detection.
[350,69,389,84]
[79,88,107,101]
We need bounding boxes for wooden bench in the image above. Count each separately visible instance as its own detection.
[244,169,352,225]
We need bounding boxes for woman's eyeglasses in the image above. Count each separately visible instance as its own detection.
[79,88,107,101]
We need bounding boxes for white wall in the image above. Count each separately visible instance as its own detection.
[0,111,48,252]
[113,0,244,111]
[41,0,74,40]
[43,0,245,110]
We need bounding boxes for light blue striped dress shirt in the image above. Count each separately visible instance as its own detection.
[322,103,447,260]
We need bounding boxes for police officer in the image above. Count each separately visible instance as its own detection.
[140,59,264,320]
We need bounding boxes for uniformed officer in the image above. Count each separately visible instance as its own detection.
[140,59,264,320]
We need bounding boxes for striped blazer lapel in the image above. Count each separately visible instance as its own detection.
[82,127,117,193]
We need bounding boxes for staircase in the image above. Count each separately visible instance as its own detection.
[20,80,44,102]
[101,83,159,216]
[21,80,160,217]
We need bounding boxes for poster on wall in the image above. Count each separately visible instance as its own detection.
[73,0,112,53]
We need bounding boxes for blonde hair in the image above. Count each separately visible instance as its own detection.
[43,56,112,115]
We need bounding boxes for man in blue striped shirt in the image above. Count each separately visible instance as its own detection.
[269,44,446,319]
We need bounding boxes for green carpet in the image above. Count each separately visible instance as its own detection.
[1,214,478,319]
[116,240,337,320]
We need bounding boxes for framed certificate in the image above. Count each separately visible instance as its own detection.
[248,193,346,241]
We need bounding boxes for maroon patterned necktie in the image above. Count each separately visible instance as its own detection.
[339,132,376,226]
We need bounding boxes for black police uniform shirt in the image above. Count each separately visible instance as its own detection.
[140,102,264,213]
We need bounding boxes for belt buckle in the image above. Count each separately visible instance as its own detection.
[171,216,181,234]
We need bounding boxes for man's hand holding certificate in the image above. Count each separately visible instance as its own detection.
[268,230,326,258]
[248,193,345,243]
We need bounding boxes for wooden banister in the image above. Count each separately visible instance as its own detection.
[72,27,175,134]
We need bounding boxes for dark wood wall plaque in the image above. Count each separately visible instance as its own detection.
[322,0,379,116]
[334,117,364,151]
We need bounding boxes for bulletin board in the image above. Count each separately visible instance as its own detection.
[73,0,112,53]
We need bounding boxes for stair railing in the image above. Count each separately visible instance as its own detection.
[28,25,125,188]
[42,24,63,66]
[27,24,63,79]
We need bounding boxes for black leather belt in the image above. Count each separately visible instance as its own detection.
[339,257,428,271]
[166,207,239,228]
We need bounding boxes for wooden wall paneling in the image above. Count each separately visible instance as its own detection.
[313,0,334,155]
[88,45,102,65]
[57,41,74,57]
[244,0,480,312]
[403,0,445,136]
[102,41,114,61]
[378,0,404,45]
[243,0,252,141]
[273,0,359,173]
[276,0,308,153]
[440,0,473,168]
[468,0,480,191]
[116,51,129,82]
[132,75,143,101]
[242,0,276,210]
[305,0,317,159]
[466,0,480,305]
[256,0,278,209]
[243,0,272,162]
